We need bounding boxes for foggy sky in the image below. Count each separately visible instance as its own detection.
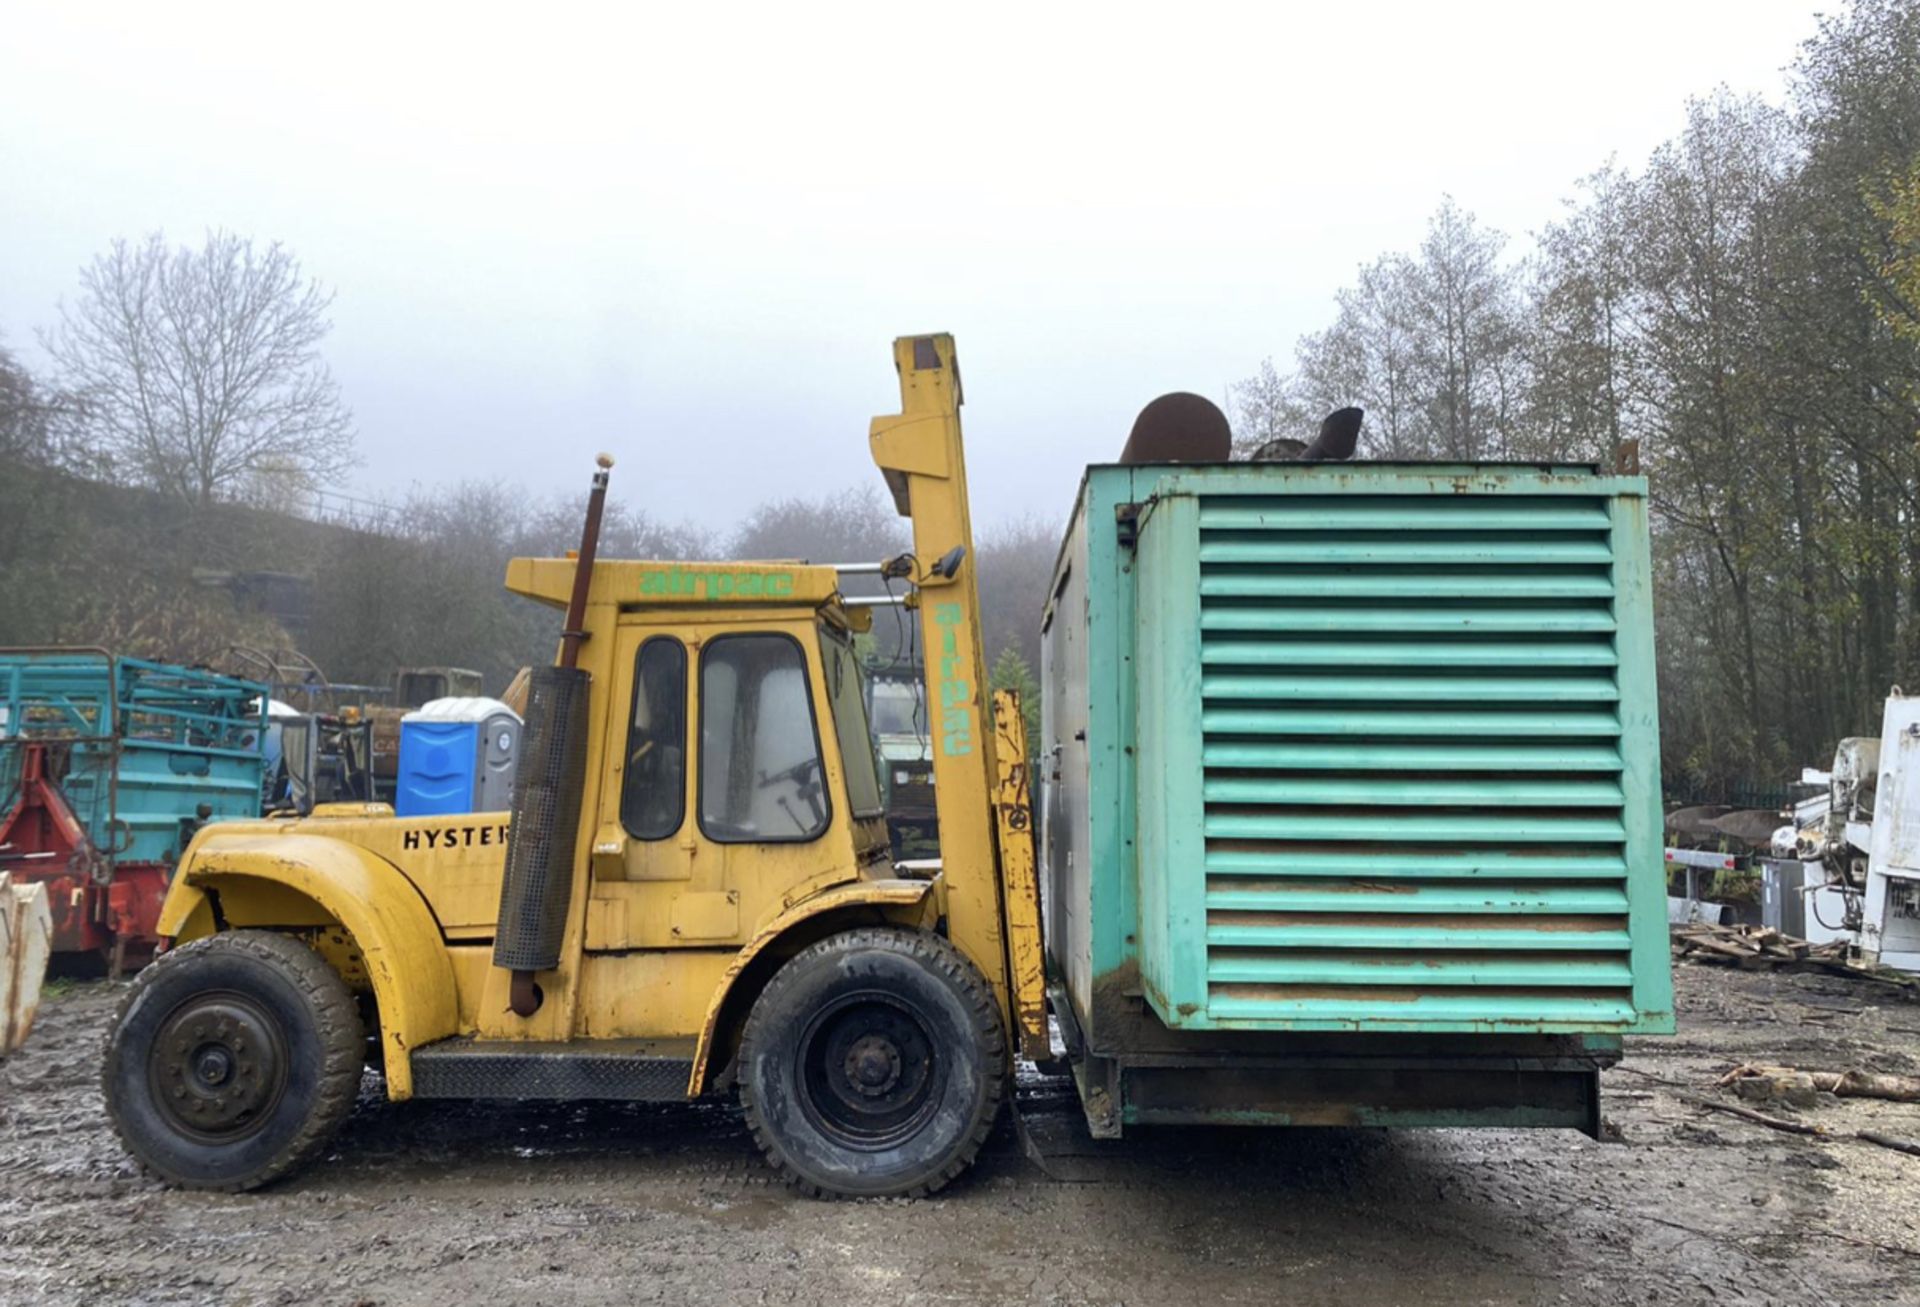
[1,2,1819,537]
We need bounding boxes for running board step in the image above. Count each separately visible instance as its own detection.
[408,1037,696,1101]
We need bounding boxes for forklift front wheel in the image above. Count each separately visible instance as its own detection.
[738,927,1006,1198]
[103,930,364,1191]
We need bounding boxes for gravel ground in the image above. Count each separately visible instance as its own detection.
[3,963,1918,1307]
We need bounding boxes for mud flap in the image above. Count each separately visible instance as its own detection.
[2,872,55,1055]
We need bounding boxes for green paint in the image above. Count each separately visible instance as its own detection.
[931,602,976,757]
[636,566,796,600]
[1055,461,1674,1041]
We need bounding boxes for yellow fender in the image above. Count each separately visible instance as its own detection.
[687,878,937,1095]
[157,832,460,1099]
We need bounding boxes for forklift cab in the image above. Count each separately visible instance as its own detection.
[509,560,894,955]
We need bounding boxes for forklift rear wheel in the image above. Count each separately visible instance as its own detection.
[738,927,1006,1198]
[103,930,364,1191]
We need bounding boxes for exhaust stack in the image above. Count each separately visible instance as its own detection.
[1249,406,1365,462]
[493,454,613,1018]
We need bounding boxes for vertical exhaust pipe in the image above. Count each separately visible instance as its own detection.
[494,454,613,1018]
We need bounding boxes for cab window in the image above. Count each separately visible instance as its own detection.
[621,638,686,840]
[820,627,884,820]
[868,678,924,737]
[699,634,829,842]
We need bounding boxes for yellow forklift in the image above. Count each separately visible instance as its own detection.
[104,335,1049,1197]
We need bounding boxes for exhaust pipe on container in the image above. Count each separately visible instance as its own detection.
[1117,394,1364,465]
[1247,406,1365,462]
[493,454,614,1018]
[1299,406,1364,461]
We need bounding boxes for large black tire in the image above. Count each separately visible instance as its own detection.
[737,928,1006,1198]
[103,930,364,1191]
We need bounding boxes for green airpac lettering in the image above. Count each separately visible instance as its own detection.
[638,566,796,600]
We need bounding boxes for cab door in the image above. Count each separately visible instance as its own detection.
[584,624,702,949]
[585,619,857,952]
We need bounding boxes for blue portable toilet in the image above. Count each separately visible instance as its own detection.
[394,697,522,817]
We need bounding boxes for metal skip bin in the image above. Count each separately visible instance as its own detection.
[394,697,523,817]
[1129,464,1675,1035]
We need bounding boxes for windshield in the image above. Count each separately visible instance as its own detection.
[868,679,924,737]
[819,627,884,820]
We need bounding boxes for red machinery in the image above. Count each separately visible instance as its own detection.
[0,650,268,975]
[0,742,174,973]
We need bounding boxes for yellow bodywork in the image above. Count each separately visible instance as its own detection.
[991,690,1050,1061]
[154,334,1049,1099]
[157,826,461,1098]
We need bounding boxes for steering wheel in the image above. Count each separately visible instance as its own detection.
[758,756,822,790]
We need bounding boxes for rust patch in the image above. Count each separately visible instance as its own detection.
[1090,958,1148,1035]
[1215,879,1419,896]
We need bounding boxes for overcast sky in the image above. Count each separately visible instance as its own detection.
[1,2,1823,536]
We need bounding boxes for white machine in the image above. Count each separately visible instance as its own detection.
[1862,693,1920,970]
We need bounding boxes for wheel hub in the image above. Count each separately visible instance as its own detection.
[149,992,288,1139]
[844,1035,902,1097]
[797,993,939,1151]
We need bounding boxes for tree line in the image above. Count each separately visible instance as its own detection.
[0,443,1059,709]
[0,233,1059,706]
[6,0,1918,795]
[1230,0,1920,795]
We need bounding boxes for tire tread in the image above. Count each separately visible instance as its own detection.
[737,927,1007,1199]
[103,929,365,1192]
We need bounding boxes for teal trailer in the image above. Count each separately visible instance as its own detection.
[0,648,267,969]
[1040,460,1674,1136]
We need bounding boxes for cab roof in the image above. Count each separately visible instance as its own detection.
[506,557,850,612]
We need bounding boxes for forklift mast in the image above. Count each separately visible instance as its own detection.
[870,334,1037,1042]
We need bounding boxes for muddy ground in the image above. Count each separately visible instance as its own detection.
[3,964,1918,1307]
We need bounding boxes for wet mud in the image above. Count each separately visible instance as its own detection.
[3,966,1917,1306]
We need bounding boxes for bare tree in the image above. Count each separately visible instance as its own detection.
[1226,357,1301,451]
[1407,197,1522,458]
[0,340,54,463]
[45,231,356,504]
[1245,202,1522,461]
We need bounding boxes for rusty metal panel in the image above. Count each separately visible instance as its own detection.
[990,690,1050,1061]
[2,872,54,1055]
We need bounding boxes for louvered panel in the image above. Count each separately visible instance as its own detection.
[1206,812,1627,842]
[1183,490,1641,1033]
[1200,605,1617,634]
[1198,535,1615,565]
[1201,571,1616,599]
[1204,849,1630,879]
[1203,742,1624,771]
[1204,920,1633,951]
[1201,777,1625,807]
[1204,883,1630,913]
[1203,673,1620,703]
[1198,498,1614,532]
[1206,954,1637,987]
[1204,708,1621,737]
[1202,640,1620,668]
[1204,992,1641,1026]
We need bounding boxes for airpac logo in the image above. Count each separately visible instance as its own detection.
[933,602,976,757]
[637,567,796,600]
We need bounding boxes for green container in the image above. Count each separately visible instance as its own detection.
[1042,462,1675,1052]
